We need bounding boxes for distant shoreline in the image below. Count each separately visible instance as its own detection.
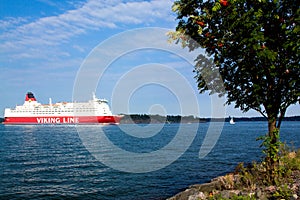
[1,115,299,124]
[119,115,300,124]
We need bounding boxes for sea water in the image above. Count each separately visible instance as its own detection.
[0,121,299,200]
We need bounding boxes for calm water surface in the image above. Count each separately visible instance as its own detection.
[0,121,299,199]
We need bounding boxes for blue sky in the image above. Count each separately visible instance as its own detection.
[0,0,299,118]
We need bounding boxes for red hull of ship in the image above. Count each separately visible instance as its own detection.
[3,116,122,125]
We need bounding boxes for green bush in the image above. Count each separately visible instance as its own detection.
[272,184,293,199]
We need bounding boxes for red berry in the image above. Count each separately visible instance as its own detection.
[196,21,205,27]
[220,0,229,6]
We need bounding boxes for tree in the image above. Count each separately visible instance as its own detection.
[170,0,300,179]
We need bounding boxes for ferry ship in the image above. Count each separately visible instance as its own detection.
[3,92,122,124]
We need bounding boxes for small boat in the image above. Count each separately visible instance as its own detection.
[229,117,235,125]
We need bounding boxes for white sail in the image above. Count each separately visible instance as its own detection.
[230,117,235,125]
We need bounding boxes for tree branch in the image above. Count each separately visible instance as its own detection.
[251,107,268,119]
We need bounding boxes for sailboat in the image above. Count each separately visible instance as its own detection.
[229,117,235,125]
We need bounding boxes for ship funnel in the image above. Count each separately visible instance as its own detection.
[25,92,37,102]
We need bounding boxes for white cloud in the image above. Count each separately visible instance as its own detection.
[72,44,86,52]
[0,17,30,31]
[36,0,58,7]
[0,0,174,61]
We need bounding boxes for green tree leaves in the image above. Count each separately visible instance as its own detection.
[171,0,299,177]
[171,0,299,123]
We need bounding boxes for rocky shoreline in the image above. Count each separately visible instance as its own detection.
[167,148,300,200]
[167,170,300,200]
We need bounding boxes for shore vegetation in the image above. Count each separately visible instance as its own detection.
[168,145,300,200]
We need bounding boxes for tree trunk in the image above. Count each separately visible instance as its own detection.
[268,118,277,143]
[266,117,280,184]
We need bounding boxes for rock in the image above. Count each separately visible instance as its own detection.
[265,185,277,193]
[166,180,222,200]
[196,181,222,192]
[291,194,298,200]
[219,190,240,199]
[167,169,300,200]
[255,188,268,200]
[212,174,236,190]
[288,151,297,159]
[219,190,231,199]
[166,187,199,200]
[255,188,262,198]
[187,192,206,200]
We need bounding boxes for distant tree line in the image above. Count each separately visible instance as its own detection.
[119,115,300,124]
[223,116,300,122]
[119,114,207,124]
